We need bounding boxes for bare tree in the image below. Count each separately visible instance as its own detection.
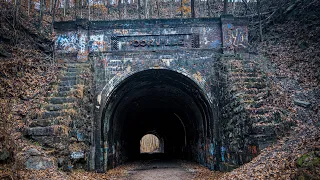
[257,0,263,41]
[50,0,53,13]
[144,0,148,19]
[51,0,58,33]
[180,0,183,17]
[191,0,195,18]
[39,0,44,32]
[156,0,160,18]
[223,0,228,14]
[27,0,31,15]
[14,0,20,26]
[138,0,141,19]
[232,0,235,14]
[206,0,211,17]
[124,0,127,19]
[118,0,122,19]
[88,0,91,20]
[170,0,174,18]
[64,0,66,16]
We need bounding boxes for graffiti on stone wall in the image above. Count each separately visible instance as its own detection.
[71,151,84,159]
[209,143,214,156]
[55,32,78,53]
[248,145,258,155]
[221,146,226,162]
[55,31,89,62]
[223,24,248,51]
[113,29,129,35]
[193,71,203,83]
[89,34,105,52]
[107,60,125,75]
[96,56,133,75]
[78,33,88,53]
[210,39,222,48]
[77,32,89,62]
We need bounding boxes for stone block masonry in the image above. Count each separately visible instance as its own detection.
[24,15,289,172]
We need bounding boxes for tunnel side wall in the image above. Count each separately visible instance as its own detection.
[216,55,294,171]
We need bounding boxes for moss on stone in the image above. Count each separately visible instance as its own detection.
[296,151,320,180]
[297,151,320,168]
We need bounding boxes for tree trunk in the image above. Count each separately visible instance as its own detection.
[106,0,110,17]
[232,0,236,14]
[180,0,182,17]
[197,0,201,17]
[138,0,141,19]
[28,0,31,15]
[170,0,173,18]
[14,0,20,26]
[223,0,227,14]
[144,0,148,19]
[64,0,66,16]
[80,0,83,18]
[39,0,44,33]
[74,0,77,19]
[257,0,263,41]
[50,0,53,13]
[156,0,160,18]
[118,0,122,19]
[51,0,58,33]
[88,0,91,20]
[149,0,152,18]
[124,0,127,19]
[206,0,211,17]
[191,0,195,18]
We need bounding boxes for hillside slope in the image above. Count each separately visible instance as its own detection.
[220,1,320,179]
[0,1,60,178]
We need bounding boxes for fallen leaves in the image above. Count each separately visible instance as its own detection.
[220,124,319,180]
[180,161,225,180]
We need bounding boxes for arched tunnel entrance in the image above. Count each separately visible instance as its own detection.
[97,69,217,170]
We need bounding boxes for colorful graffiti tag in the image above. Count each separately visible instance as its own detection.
[55,32,78,53]
[89,34,105,52]
[223,24,248,51]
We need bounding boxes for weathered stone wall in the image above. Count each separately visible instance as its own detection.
[26,15,254,171]
[25,62,93,170]
[217,55,263,170]
[217,54,296,170]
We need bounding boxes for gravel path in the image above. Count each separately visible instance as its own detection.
[126,159,194,180]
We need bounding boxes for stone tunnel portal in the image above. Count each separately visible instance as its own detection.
[51,16,259,172]
[99,69,214,170]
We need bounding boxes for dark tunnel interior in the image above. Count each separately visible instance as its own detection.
[101,69,214,169]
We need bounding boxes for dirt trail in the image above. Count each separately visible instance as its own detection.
[126,160,194,180]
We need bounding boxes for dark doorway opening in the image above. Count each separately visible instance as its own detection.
[100,69,214,170]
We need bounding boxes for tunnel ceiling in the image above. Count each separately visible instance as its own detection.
[102,69,213,162]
